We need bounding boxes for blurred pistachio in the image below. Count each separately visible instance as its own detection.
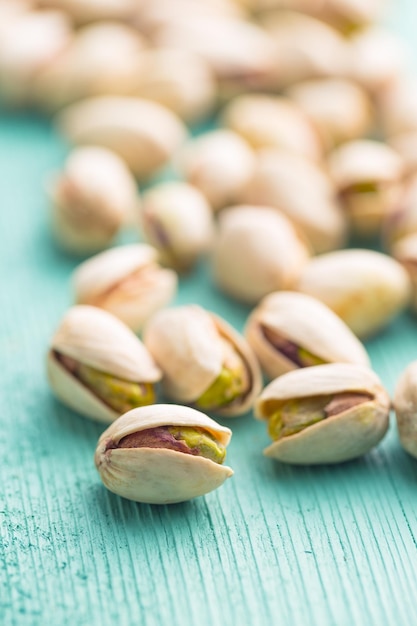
[0,9,72,106]
[140,182,214,272]
[243,148,347,253]
[36,0,138,25]
[56,96,187,180]
[134,48,216,123]
[144,305,262,417]
[255,363,390,465]
[296,249,411,338]
[222,94,322,161]
[312,0,385,33]
[48,146,139,255]
[179,130,255,212]
[379,77,417,138]
[73,244,177,334]
[286,79,373,151]
[34,22,146,111]
[212,205,310,304]
[383,174,417,249]
[393,361,417,459]
[47,305,161,424]
[245,291,369,379]
[94,404,233,504]
[391,234,417,313]
[389,132,417,178]
[328,140,404,238]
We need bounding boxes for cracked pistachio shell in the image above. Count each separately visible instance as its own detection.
[134,48,216,123]
[245,292,370,379]
[222,94,322,161]
[328,140,404,237]
[348,27,405,94]
[212,205,310,304]
[47,305,161,423]
[260,11,349,88]
[394,362,417,459]
[256,363,390,464]
[243,149,346,253]
[296,249,411,338]
[391,234,417,313]
[56,96,187,180]
[34,23,146,111]
[48,146,139,255]
[37,0,138,25]
[0,9,72,106]
[140,182,214,272]
[73,244,177,334]
[178,130,255,212]
[286,79,373,151]
[94,404,233,504]
[143,305,262,417]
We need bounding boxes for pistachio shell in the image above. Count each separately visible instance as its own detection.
[143,305,262,417]
[94,404,233,504]
[256,363,390,464]
[393,361,417,459]
[296,249,411,338]
[379,77,417,137]
[73,244,177,333]
[391,233,417,313]
[222,94,322,161]
[140,182,214,272]
[56,96,187,180]
[37,0,138,25]
[178,130,255,212]
[47,305,161,423]
[245,291,370,379]
[389,132,417,177]
[49,146,139,255]
[212,205,310,304]
[383,174,417,248]
[243,149,347,253]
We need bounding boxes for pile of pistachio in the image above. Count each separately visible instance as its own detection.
[4,0,417,505]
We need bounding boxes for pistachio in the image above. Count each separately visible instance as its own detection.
[389,132,417,178]
[391,233,417,313]
[383,174,417,249]
[179,130,255,212]
[56,96,187,180]
[393,361,417,459]
[94,404,233,504]
[212,205,310,304]
[143,305,262,417]
[140,182,214,272]
[243,149,347,253]
[34,22,146,111]
[134,48,216,123]
[296,249,411,338]
[222,94,322,161]
[245,291,370,379]
[286,79,373,151]
[379,77,417,138]
[312,0,385,33]
[47,306,161,423]
[328,140,404,237]
[37,0,138,25]
[73,244,177,334]
[256,363,390,464]
[48,146,139,255]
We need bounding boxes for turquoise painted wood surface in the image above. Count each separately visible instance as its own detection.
[2,3,417,625]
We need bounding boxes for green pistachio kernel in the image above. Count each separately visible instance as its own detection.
[195,365,246,411]
[297,347,326,367]
[168,426,226,464]
[77,363,155,413]
[348,181,378,194]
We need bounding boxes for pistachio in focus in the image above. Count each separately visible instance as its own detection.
[73,244,177,334]
[255,363,390,464]
[296,249,411,339]
[245,291,370,380]
[328,140,404,238]
[48,146,139,255]
[212,205,310,304]
[393,361,417,459]
[47,305,162,423]
[56,96,187,180]
[94,404,233,504]
[140,182,214,272]
[143,305,262,417]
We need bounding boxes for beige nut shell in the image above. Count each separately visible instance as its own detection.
[393,361,417,459]
[245,291,370,379]
[47,305,161,423]
[143,305,262,417]
[94,404,233,504]
[256,363,390,464]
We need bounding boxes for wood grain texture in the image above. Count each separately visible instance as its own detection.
[2,4,417,625]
